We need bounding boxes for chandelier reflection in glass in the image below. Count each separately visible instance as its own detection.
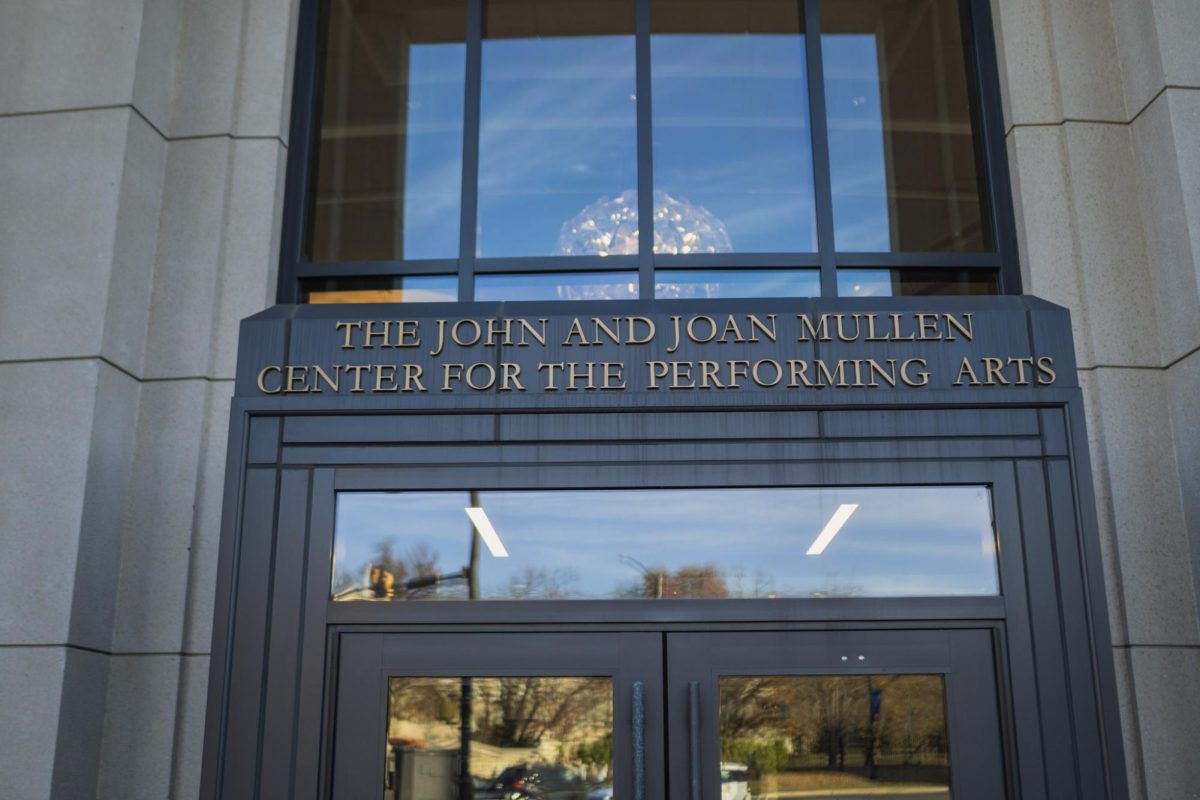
[556,189,733,257]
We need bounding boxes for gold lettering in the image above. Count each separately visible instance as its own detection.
[335,321,361,350]
[500,363,525,392]
[867,359,898,388]
[441,363,464,392]
[466,363,496,391]
[687,315,718,344]
[699,360,724,389]
[815,360,849,387]
[747,314,777,343]
[865,314,889,341]
[890,313,916,341]
[592,317,621,345]
[562,318,590,346]
[362,320,390,349]
[899,358,930,387]
[671,361,695,389]
[403,364,426,392]
[344,364,370,393]
[517,318,548,347]
[1008,357,1034,385]
[566,362,596,390]
[538,362,564,391]
[429,319,447,357]
[256,365,282,394]
[451,319,481,347]
[945,313,974,341]
[484,318,513,347]
[667,316,683,354]
[627,316,655,345]
[285,365,309,393]
[646,360,669,390]
[787,360,813,388]
[953,357,982,386]
[752,359,783,388]
[602,362,626,390]
[374,364,399,392]
[718,315,747,344]
[916,313,942,341]
[1036,356,1056,385]
[312,364,339,393]
[835,314,862,342]
[727,360,750,387]
[397,320,420,347]
[797,314,832,342]
[982,357,1009,385]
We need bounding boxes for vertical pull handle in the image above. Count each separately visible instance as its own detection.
[688,681,701,800]
[632,681,646,800]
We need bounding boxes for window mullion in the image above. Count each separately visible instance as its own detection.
[804,0,838,297]
[458,0,485,301]
[635,0,654,300]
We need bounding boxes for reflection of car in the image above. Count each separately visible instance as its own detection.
[481,764,590,800]
[584,762,749,800]
[719,762,750,800]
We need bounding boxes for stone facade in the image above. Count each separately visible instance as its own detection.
[0,0,1196,797]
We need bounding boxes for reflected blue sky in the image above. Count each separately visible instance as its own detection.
[823,34,890,251]
[652,33,816,252]
[655,269,819,299]
[333,486,998,600]
[477,35,638,257]
[399,43,467,259]
[475,272,638,301]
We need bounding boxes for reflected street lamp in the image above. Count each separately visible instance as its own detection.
[618,553,663,599]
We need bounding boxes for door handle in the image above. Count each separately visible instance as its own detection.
[632,681,645,800]
[688,681,701,800]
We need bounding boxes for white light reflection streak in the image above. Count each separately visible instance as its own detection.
[465,507,509,558]
[805,504,859,556]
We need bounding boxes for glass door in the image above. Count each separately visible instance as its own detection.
[329,628,1006,799]
[666,629,1007,800]
[330,631,664,799]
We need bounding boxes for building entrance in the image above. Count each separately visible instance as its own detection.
[329,628,1005,800]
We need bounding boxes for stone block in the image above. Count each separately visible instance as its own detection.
[0,647,66,800]
[0,361,104,645]
[990,0,1059,127]
[1109,0,1168,118]
[1126,646,1200,800]
[96,654,182,799]
[51,647,110,798]
[1155,0,1200,93]
[1081,367,1200,646]
[1006,127,1087,355]
[102,111,168,375]
[1130,91,1200,365]
[231,0,300,140]
[170,655,210,799]
[181,381,234,654]
[0,108,139,364]
[1062,123,1160,368]
[1165,350,1200,606]
[109,380,208,653]
[68,363,142,652]
[0,0,142,115]
[167,0,244,137]
[142,137,232,379]
[1044,0,1127,122]
[210,140,286,380]
[1110,649,1146,800]
[131,0,185,133]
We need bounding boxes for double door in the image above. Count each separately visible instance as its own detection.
[330,628,1006,799]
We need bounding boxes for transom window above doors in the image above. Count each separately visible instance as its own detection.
[282,0,1018,303]
[330,485,999,601]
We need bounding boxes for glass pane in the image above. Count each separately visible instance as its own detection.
[385,677,612,800]
[475,272,639,301]
[478,0,637,257]
[310,0,466,261]
[823,0,990,252]
[305,275,458,304]
[838,268,997,297]
[652,0,817,253]
[332,486,998,601]
[720,675,951,799]
[655,269,819,299]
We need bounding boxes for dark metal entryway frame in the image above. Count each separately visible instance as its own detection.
[200,296,1129,799]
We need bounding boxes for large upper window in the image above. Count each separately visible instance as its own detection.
[284,0,1015,302]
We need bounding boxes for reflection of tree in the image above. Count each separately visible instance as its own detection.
[505,565,579,599]
[334,539,445,599]
[719,675,949,778]
[640,564,729,598]
[482,678,609,748]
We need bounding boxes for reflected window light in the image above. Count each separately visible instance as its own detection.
[465,507,509,557]
[805,503,858,555]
